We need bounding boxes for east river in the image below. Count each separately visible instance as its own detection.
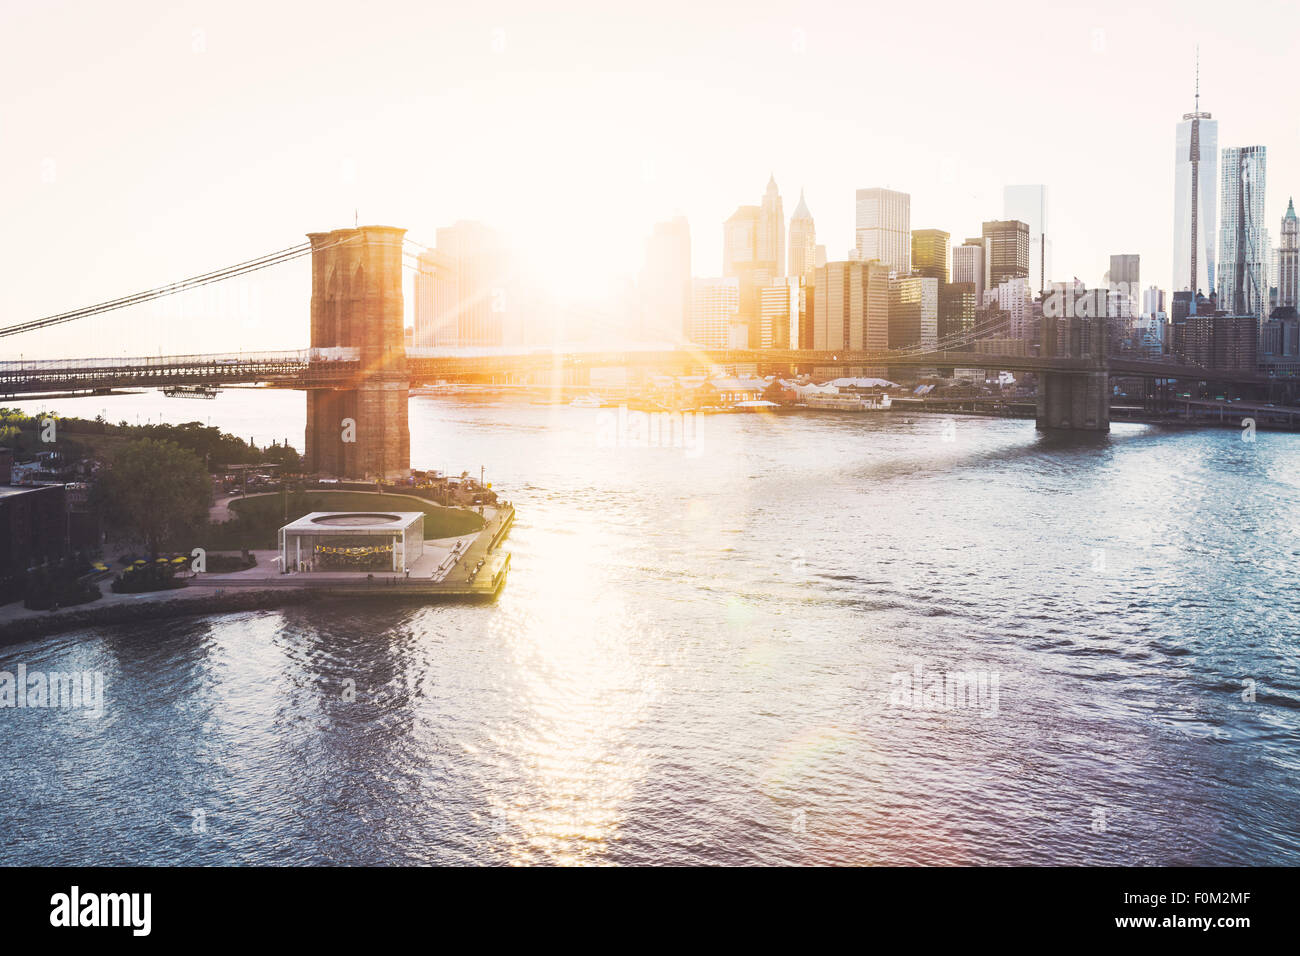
[2,388,1298,864]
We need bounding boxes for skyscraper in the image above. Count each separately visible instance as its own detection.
[723,204,763,347]
[759,279,799,349]
[855,188,911,274]
[688,277,739,349]
[639,216,692,342]
[725,178,786,347]
[1217,145,1267,318]
[1142,286,1166,317]
[1184,314,1259,371]
[1277,198,1298,311]
[1173,66,1218,294]
[991,277,1033,341]
[759,175,785,277]
[911,229,950,281]
[812,260,889,351]
[1108,254,1140,318]
[412,249,459,348]
[788,190,816,278]
[888,276,939,350]
[723,205,760,276]
[432,220,511,348]
[981,220,1029,288]
[1002,185,1050,294]
[939,282,977,341]
[1109,254,1140,291]
[952,240,986,306]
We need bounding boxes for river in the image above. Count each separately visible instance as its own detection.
[2,388,1298,865]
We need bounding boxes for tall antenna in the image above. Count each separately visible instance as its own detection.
[1194,45,1200,112]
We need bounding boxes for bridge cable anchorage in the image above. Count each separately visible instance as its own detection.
[0,233,364,340]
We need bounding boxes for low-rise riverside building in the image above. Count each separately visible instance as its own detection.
[278,511,424,574]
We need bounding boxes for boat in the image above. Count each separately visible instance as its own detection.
[162,385,220,399]
[569,395,608,408]
[409,383,461,396]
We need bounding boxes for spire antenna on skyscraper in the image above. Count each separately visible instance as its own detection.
[1194,44,1200,112]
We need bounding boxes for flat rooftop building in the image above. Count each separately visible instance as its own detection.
[0,483,68,602]
[279,511,424,574]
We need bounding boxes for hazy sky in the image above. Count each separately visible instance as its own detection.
[2,0,1298,358]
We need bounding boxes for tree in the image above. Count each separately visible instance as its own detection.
[93,439,210,558]
[259,441,301,470]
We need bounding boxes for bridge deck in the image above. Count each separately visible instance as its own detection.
[0,347,1283,396]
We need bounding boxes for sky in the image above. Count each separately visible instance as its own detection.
[2,0,1298,358]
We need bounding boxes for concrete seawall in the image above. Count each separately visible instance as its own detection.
[0,581,510,646]
[0,589,314,646]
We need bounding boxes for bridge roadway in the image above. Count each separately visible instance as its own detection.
[0,348,356,396]
[0,346,1279,397]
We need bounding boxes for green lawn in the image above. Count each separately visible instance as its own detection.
[202,491,484,551]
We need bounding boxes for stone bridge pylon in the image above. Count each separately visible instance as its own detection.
[304,225,411,478]
[1036,300,1110,432]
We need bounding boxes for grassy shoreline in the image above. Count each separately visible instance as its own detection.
[201,491,485,551]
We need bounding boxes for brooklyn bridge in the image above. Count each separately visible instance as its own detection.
[1,224,1293,478]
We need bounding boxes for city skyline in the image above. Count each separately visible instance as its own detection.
[2,1,1299,361]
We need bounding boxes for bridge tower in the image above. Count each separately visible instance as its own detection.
[304,226,410,478]
[1036,300,1110,432]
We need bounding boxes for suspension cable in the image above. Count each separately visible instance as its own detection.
[0,234,360,340]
